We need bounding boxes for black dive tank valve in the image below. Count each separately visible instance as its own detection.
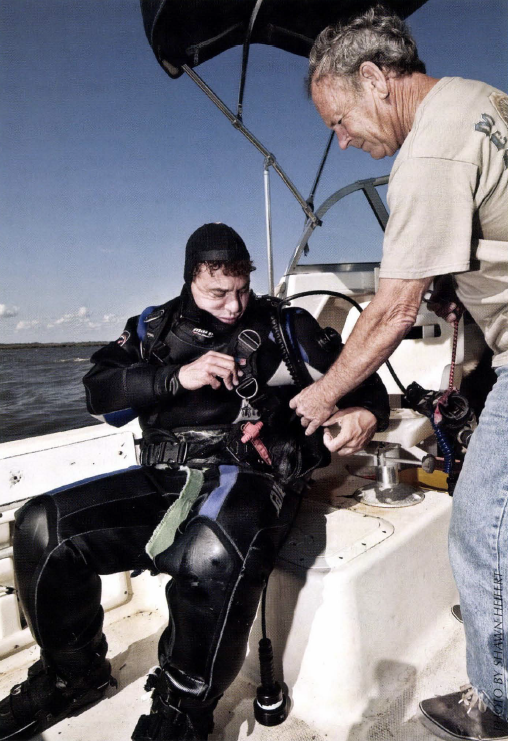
[253,637,288,726]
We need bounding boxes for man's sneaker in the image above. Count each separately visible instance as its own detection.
[419,684,508,740]
[132,667,215,741]
[0,656,114,740]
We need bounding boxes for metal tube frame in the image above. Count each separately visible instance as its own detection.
[178,64,389,295]
[180,64,320,228]
[283,175,389,284]
[264,157,274,295]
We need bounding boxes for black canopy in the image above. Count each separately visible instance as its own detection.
[141,0,428,78]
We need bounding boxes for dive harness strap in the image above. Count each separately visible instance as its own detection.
[140,440,189,467]
[140,430,232,467]
[140,429,266,469]
[138,296,327,474]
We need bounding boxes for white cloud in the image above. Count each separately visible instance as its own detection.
[103,313,120,324]
[50,307,120,331]
[16,319,39,330]
[0,304,19,319]
[54,306,90,325]
[55,314,74,324]
[54,314,73,325]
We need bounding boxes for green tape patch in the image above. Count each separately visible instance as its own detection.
[146,466,205,561]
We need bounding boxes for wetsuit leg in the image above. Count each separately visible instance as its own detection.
[154,464,300,707]
[13,466,186,657]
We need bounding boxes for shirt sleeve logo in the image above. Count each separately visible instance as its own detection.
[474,94,508,169]
[116,330,130,346]
[490,92,508,128]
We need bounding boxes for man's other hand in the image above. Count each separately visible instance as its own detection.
[426,274,464,324]
[322,407,377,455]
[178,352,245,391]
[289,379,337,436]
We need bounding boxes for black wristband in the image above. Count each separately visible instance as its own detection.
[154,366,185,400]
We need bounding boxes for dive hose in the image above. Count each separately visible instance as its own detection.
[278,290,471,486]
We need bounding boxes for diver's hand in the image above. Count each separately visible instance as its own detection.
[178,352,245,391]
[322,407,377,456]
[425,275,464,324]
[289,379,338,436]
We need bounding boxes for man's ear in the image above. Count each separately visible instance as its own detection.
[359,61,390,99]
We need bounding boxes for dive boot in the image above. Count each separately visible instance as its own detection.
[132,667,215,741]
[0,652,114,740]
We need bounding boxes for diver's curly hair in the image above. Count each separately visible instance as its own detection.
[308,5,426,93]
[192,259,256,281]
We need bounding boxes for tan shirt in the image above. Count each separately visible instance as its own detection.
[379,77,508,366]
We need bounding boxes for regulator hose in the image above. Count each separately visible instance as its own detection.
[268,307,303,388]
[278,290,472,485]
[429,417,454,474]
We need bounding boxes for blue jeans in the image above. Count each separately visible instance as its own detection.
[449,364,508,718]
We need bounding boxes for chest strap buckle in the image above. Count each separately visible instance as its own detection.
[140,440,188,467]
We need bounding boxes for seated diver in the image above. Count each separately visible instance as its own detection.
[0,223,389,741]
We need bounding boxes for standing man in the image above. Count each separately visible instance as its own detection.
[0,222,388,741]
[290,6,508,741]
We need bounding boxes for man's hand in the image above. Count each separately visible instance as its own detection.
[290,278,431,435]
[322,407,377,456]
[289,378,337,436]
[178,352,245,391]
[425,274,464,324]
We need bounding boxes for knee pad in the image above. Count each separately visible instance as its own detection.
[155,519,237,595]
[14,496,55,567]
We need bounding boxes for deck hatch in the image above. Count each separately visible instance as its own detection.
[278,499,393,571]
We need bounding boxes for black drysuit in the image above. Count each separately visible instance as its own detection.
[13,288,389,709]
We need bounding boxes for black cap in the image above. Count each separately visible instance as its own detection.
[184,223,250,284]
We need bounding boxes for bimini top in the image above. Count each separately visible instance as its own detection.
[141,0,428,78]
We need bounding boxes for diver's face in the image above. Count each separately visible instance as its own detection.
[191,266,250,324]
[312,74,398,160]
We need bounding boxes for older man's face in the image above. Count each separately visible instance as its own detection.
[311,74,398,160]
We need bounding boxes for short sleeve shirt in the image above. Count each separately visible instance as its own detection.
[379,77,508,365]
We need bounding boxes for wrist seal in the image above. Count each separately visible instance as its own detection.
[154,366,185,400]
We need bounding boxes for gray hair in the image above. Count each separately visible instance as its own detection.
[308,5,426,93]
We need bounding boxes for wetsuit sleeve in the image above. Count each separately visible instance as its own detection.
[291,308,390,432]
[83,316,181,415]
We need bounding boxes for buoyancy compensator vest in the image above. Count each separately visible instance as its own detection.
[138,290,330,484]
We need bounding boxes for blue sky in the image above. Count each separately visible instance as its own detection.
[1,0,507,343]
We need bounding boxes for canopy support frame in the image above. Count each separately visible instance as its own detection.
[179,62,321,295]
[282,175,389,291]
[237,0,265,121]
[180,64,320,228]
[306,130,334,216]
[263,156,275,295]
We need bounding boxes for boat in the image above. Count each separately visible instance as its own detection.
[0,1,495,738]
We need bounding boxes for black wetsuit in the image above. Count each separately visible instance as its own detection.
[13,288,389,710]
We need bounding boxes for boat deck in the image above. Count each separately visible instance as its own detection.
[0,597,465,741]
[0,468,467,741]
[0,388,471,741]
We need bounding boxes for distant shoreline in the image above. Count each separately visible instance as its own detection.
[0,342,107,349]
